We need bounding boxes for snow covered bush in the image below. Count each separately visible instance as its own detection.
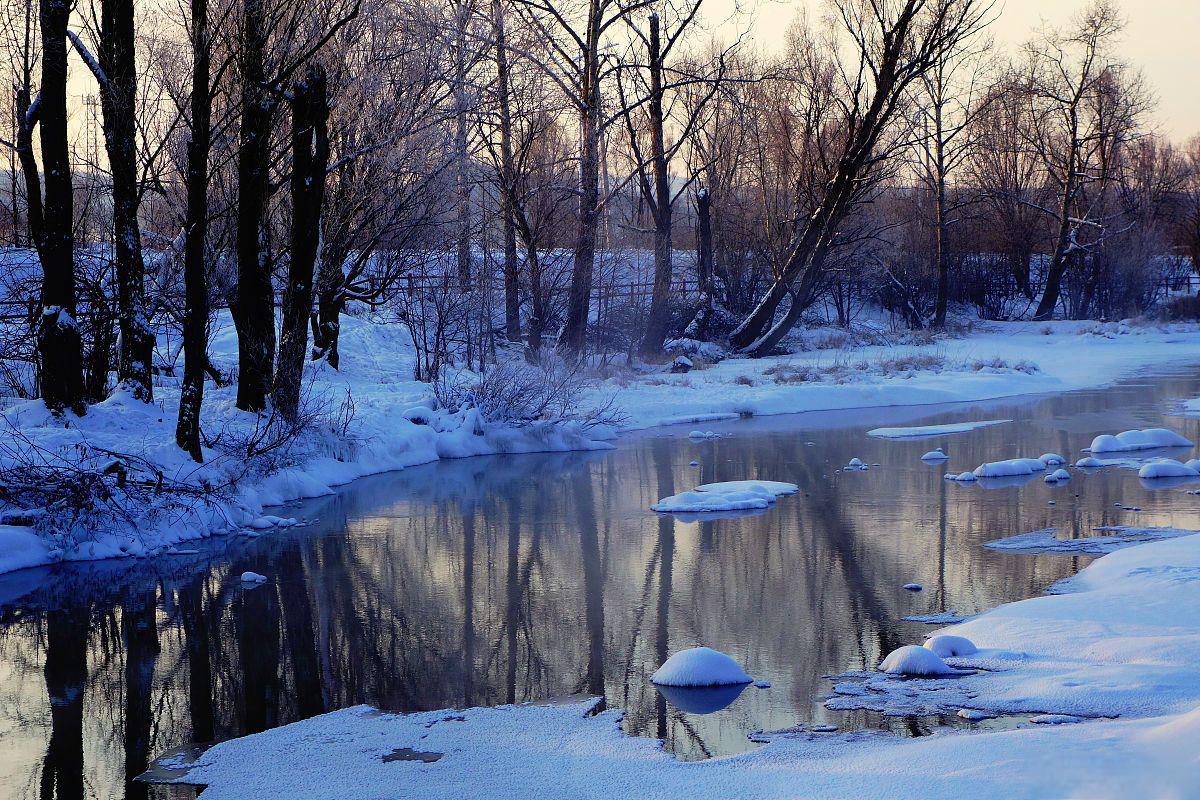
[434,361,623,430]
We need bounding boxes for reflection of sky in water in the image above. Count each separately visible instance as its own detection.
[4,369,1200,796]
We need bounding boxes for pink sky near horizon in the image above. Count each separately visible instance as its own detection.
[713,0,1200,143]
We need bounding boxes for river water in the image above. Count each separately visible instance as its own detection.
[4,370,1200,798]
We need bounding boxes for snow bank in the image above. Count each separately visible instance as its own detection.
[1088,428,1193,453]
[649,647,751,687]
[1138,459,1200,479]
[0,312,613,577]
[877,645,961,676]
[866,419,1011,439]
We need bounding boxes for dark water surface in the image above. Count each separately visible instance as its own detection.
[5,370,1200,798]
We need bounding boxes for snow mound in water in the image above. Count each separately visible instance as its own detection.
[693,480,798,497]
[687,430,721,440]
[650,647,751,687]
[921,449,949,461]
[1187,459,1200,472]
[1138,459,1200,479]
[950,471,977,482]
[1088,428,1193,453]
[878,645,959,676]
[1076,456,1103,468]
[652,480,797,513]
[973,458,1046,478]
[1044,468,1072,483]
[1039,453,1066,465]
[847,457,864,468]
[240,571,267,584]
[924,635,977,658]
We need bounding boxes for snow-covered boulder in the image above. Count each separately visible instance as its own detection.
[951,471,977,482]
[973,458,1046,478]
[650,647,751,687]
[848,457,864,468]
[1044,468,1071,483]
[240,571,267,584]
[670,356,694,374]
[1187,459,1200,472]
[1076,456,1103,468]
[687,430,720,440]
[878,645,959,676]
[920,448,949,462]
[1138,459,1200,480]
[1039,453,1066,466]
[923,635,977,658]
[1088,428,1193,453]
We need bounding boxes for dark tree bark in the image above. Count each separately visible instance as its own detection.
[493,0,521,344]
[37,0,85,413]
[683,186,714,339]
[14,87,43,251]
[231,0,276,412]
[273,65,329,421]
[98,0,154,399]
[176,0,213,462]
[637,12,673,358]
[556,4,602,360]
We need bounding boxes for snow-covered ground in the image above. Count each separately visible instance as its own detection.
[153,530,1200,799]
[604,320,1200,429]
[4,316,1200,578]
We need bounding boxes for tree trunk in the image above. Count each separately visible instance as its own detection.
[638,13,673,359]
[493,0,521,343]
[176,0,212,462]
[99,0,154,400]
[932,173,949,328]
[1034,174,1076,321]
[683,187,714,339]
[15,87,44,252]
[37,0,85,414]
[232,0,276,412]
[557,11,601,360]
[274,66,329,422]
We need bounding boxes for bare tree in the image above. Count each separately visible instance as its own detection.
[176,0,217,461]
[728,0,992,355]
[1021,0,1146,320]
[273,64,329,421]
[36,0,86,412]
[909,0,994,327]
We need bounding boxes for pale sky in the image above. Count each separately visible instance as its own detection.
[710,0,1200,143]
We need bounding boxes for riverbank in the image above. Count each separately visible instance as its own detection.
[153,528,1200,799]
[3,314,1200,577]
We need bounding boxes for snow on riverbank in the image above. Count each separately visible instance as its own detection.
[0,313,611,576]
[151,529,1200,800]
[601,320,1200,430]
